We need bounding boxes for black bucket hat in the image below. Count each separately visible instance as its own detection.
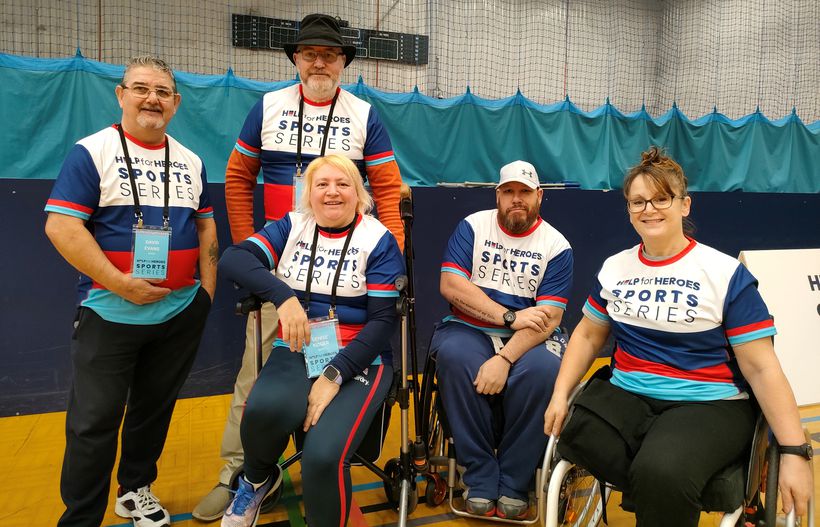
[284,14,356,67]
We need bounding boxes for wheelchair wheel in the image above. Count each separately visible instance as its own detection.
[762,442,779,527]
[548,460,606,527]
[383,458,419,513]
[228,464,283,514]
[424,473,447,506]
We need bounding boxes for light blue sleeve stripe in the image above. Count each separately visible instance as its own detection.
[273,338,295,350]
[583,300,610,323]
[195,211,215,219]
[235,143,260,158]
[728,327,777,346]
[537,299,567,309]
[440,266,469,279]
[367,290,400,298]
[247,237,274,269]
[44,205,91,221]
[610,369,740,401]
[365,155,395,166]
[441,315,512,337]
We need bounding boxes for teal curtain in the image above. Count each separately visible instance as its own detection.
[2,53,818,192]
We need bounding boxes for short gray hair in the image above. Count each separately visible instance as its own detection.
[122,55,176,90]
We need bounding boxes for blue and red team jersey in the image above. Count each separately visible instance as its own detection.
[45,125,213,325]
[247,212,404,368]
[582,239,777,401]
[440,209,574,336]
[233,84,397,222]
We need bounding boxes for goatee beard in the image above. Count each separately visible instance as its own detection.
[305,77,338,101]
[136,114,166,130]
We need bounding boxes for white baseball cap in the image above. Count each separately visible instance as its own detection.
[497,160,540,189]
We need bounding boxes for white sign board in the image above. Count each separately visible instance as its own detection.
[738,248,820,406]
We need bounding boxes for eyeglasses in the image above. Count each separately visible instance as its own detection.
[297,49,343,63]
[626,195,684,213]
[121,84,176,101]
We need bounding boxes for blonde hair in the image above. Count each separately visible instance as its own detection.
[299,155,374,216]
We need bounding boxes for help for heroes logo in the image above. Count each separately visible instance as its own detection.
[610,275,701,324]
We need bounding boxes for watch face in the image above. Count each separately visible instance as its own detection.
[323,366,340,381]
[503,311,516,323]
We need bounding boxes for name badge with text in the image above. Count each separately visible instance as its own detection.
[131,225,171,280]
[303,316,342,378]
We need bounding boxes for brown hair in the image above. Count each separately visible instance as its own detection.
[624,146,695,236]
[623,145,688,199]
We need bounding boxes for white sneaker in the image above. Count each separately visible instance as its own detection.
[115,485,170,527]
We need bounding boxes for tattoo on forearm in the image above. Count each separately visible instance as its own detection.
[452,295,496,321]
[208,241,219,266]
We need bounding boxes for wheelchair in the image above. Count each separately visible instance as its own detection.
[227,188,424,525]
[227,295,402,512]
[418,328,573,524]
[544,371,816,527]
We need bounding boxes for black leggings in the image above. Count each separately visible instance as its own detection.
[241,347,392,527]
[558,379,755,527]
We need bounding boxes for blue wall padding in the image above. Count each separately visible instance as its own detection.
[2,53,818,192]
[3,180,820,416]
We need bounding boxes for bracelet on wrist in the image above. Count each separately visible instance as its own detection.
[496,352,514,366]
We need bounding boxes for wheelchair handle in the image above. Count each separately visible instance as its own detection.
[236,295,263,315]
[399,184,413,221]
[395,275,409,294]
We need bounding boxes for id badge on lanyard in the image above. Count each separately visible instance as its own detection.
[300,218,356,378]
[131,225,172,280]
[303,315,343,378]
[293,170,306,212]
[118,124,173,281]
[292,91,338,214]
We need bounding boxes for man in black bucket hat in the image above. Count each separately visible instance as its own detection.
[192,13,405,523]
[283,13,356,67]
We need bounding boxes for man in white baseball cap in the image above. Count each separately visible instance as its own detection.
[430,160,574,518]
[497,159,540,191]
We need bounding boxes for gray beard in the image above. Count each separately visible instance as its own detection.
[303,76,338,101]
[136,113,166,130]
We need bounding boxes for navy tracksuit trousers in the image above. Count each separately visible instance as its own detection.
[431,321,561,501]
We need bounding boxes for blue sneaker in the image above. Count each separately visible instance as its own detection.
[221,475,273,527]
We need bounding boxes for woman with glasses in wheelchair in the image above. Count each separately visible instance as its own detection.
[544,146,812,526]
[218,154,404,527]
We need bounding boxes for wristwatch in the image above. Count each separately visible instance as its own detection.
[321,365,343,385]
[778,443,813,460]
[502,310,516,328]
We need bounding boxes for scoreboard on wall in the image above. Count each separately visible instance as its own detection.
[232,14,429,66]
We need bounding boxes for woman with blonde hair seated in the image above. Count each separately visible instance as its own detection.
[218,154,404,527]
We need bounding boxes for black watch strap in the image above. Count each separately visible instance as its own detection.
[778,443,813,460]
[503,310,516,328]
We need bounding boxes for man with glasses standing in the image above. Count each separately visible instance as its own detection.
[193,13,404,520]
[45,55,217,527]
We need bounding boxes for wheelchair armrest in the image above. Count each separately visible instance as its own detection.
[236,295,264,315]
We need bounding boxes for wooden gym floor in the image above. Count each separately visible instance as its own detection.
[1,367,818,526]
